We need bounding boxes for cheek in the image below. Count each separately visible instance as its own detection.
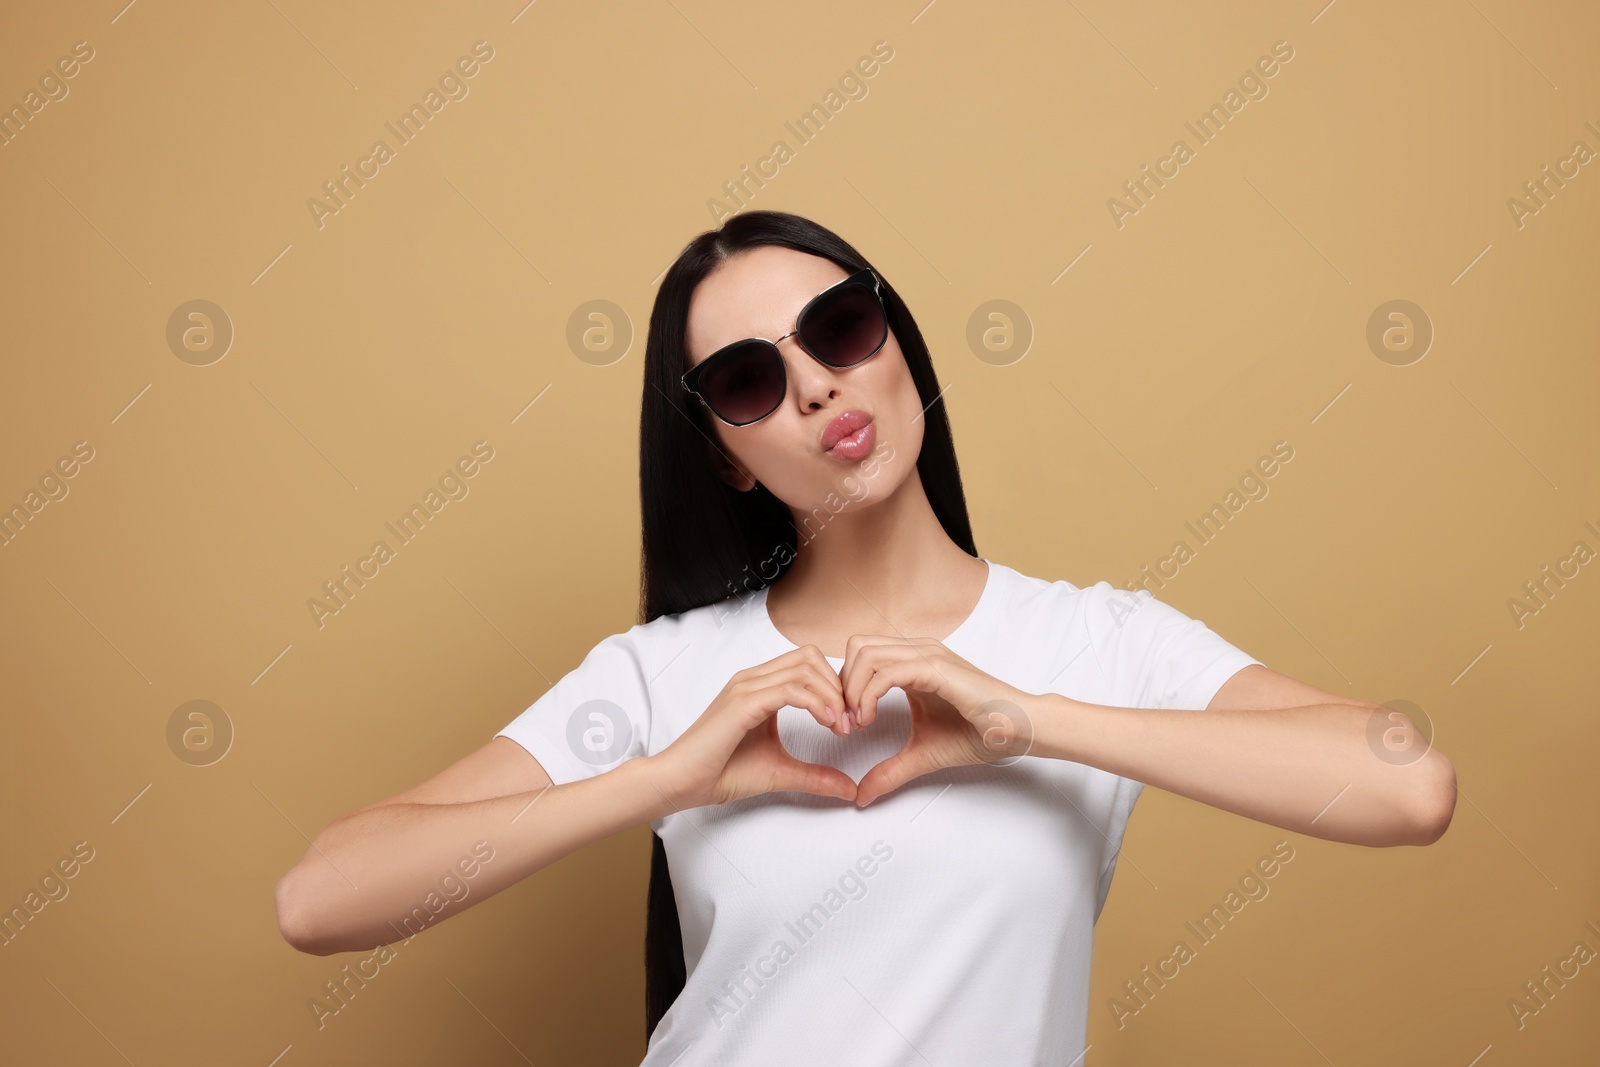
[849,359,922,493]
[719,427,770,477]
[883,358,924,439]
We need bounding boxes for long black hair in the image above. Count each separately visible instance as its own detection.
[637,209,979,1037]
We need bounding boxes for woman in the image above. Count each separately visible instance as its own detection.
[275,210,1457,1064]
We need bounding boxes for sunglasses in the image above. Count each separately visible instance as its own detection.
[681,267,889,427]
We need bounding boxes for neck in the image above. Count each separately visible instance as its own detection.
[771,466,976,622]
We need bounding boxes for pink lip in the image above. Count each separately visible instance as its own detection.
[827,421,875,461]
[820,410,873,453]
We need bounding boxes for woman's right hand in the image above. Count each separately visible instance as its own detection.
[652,646,859,810]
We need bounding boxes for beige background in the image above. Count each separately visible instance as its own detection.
[2,0,1597,1063]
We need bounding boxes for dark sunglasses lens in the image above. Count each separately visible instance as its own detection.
[799,282,886,367]
[699,341,784,424]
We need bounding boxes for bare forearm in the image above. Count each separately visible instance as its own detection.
[276,756,682,955]
[1026,694,1456,847]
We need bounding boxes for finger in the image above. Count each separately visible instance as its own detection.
[758,678,846,736]
[766,654,848,732]
[838,636,894,718]
[767,754,859,804]
[856,669,903,730]
[854,651,939,729]
[854,742,935,808]
[793,660,849,732]
[755,647,845,704]
[840,638,930,725]
[789,664,850,735]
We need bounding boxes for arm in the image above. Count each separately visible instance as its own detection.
[279,645,857,956]
[273,738,683,956]
[1024,664,1457,847]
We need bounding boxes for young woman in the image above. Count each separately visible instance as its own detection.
[275,210,1457,1064]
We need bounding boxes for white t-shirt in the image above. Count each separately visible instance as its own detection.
[494,558,1263,1066]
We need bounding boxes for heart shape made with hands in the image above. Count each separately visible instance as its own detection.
[810,637,1039,808]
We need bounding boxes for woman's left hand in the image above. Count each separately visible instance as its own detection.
[838,636,1039,807]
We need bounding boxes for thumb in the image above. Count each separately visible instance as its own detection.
[769,756,859,804]
[854,743,935,809]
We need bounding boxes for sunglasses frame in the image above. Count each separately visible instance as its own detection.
[680,267,889,428]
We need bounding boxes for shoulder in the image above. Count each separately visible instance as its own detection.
[986,560,1126,632]
[598,590,757,686]
[985,561,1258,709]
[987,562,1216,665]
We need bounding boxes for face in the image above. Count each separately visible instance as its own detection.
[683,245,924,517]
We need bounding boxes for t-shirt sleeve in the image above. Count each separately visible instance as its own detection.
[493,629,653,786]
[1090,582,1264,711]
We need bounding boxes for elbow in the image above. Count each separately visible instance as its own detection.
[275,867,337,956]
[1405,749,1457,846]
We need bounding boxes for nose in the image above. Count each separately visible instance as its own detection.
[781,336,842,411]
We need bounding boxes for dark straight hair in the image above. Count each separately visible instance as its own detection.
[636,209,978,1037]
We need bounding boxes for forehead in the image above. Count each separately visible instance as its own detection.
[684,247,851,366]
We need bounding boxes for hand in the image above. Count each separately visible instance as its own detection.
[839,636,1038,808]
[653,646,859,810]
